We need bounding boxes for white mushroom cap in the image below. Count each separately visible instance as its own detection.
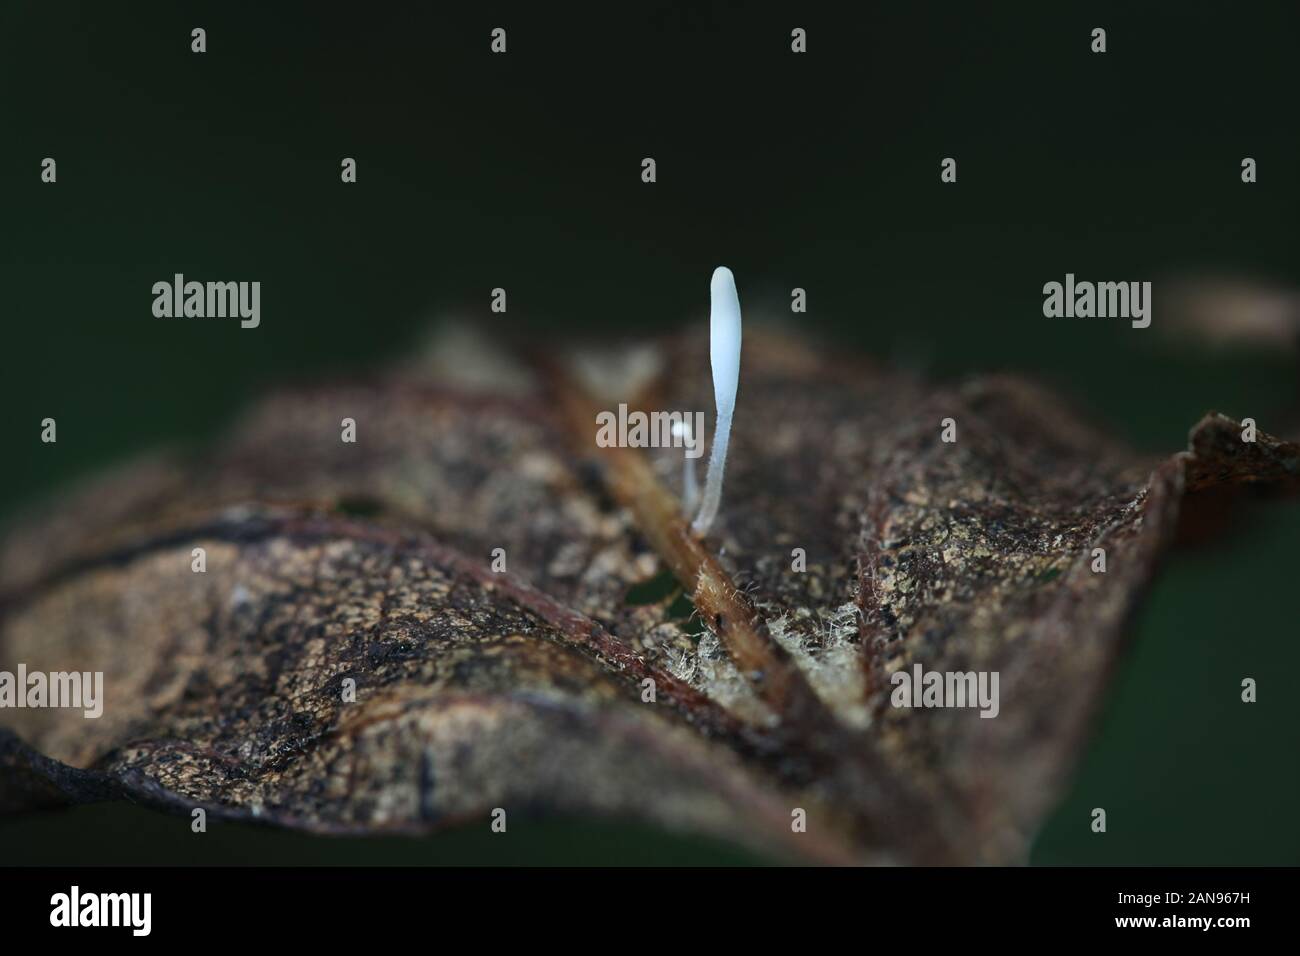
[708,267,742,423]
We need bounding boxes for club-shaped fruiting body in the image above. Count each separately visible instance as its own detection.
[692,266,742,535]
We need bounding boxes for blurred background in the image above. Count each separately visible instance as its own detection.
[1,0,1297,864]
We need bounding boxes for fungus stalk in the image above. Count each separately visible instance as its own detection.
[672,419,700,513]
[692,266,742,535]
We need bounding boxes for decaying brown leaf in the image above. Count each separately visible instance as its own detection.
[2,326,1297,863]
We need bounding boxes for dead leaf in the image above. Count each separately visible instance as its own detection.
[2,325,1296,863]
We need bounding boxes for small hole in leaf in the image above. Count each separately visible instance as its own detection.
[666,591,696,621]
[624,569,680,606]
[336,495,385,518]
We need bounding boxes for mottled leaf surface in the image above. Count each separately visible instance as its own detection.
[2,327,1296,863]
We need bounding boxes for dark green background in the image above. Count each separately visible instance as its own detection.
[1,1,1296,864]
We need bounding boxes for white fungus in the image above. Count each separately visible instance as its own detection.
[671,418,700,513]
[692,266,742,535]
